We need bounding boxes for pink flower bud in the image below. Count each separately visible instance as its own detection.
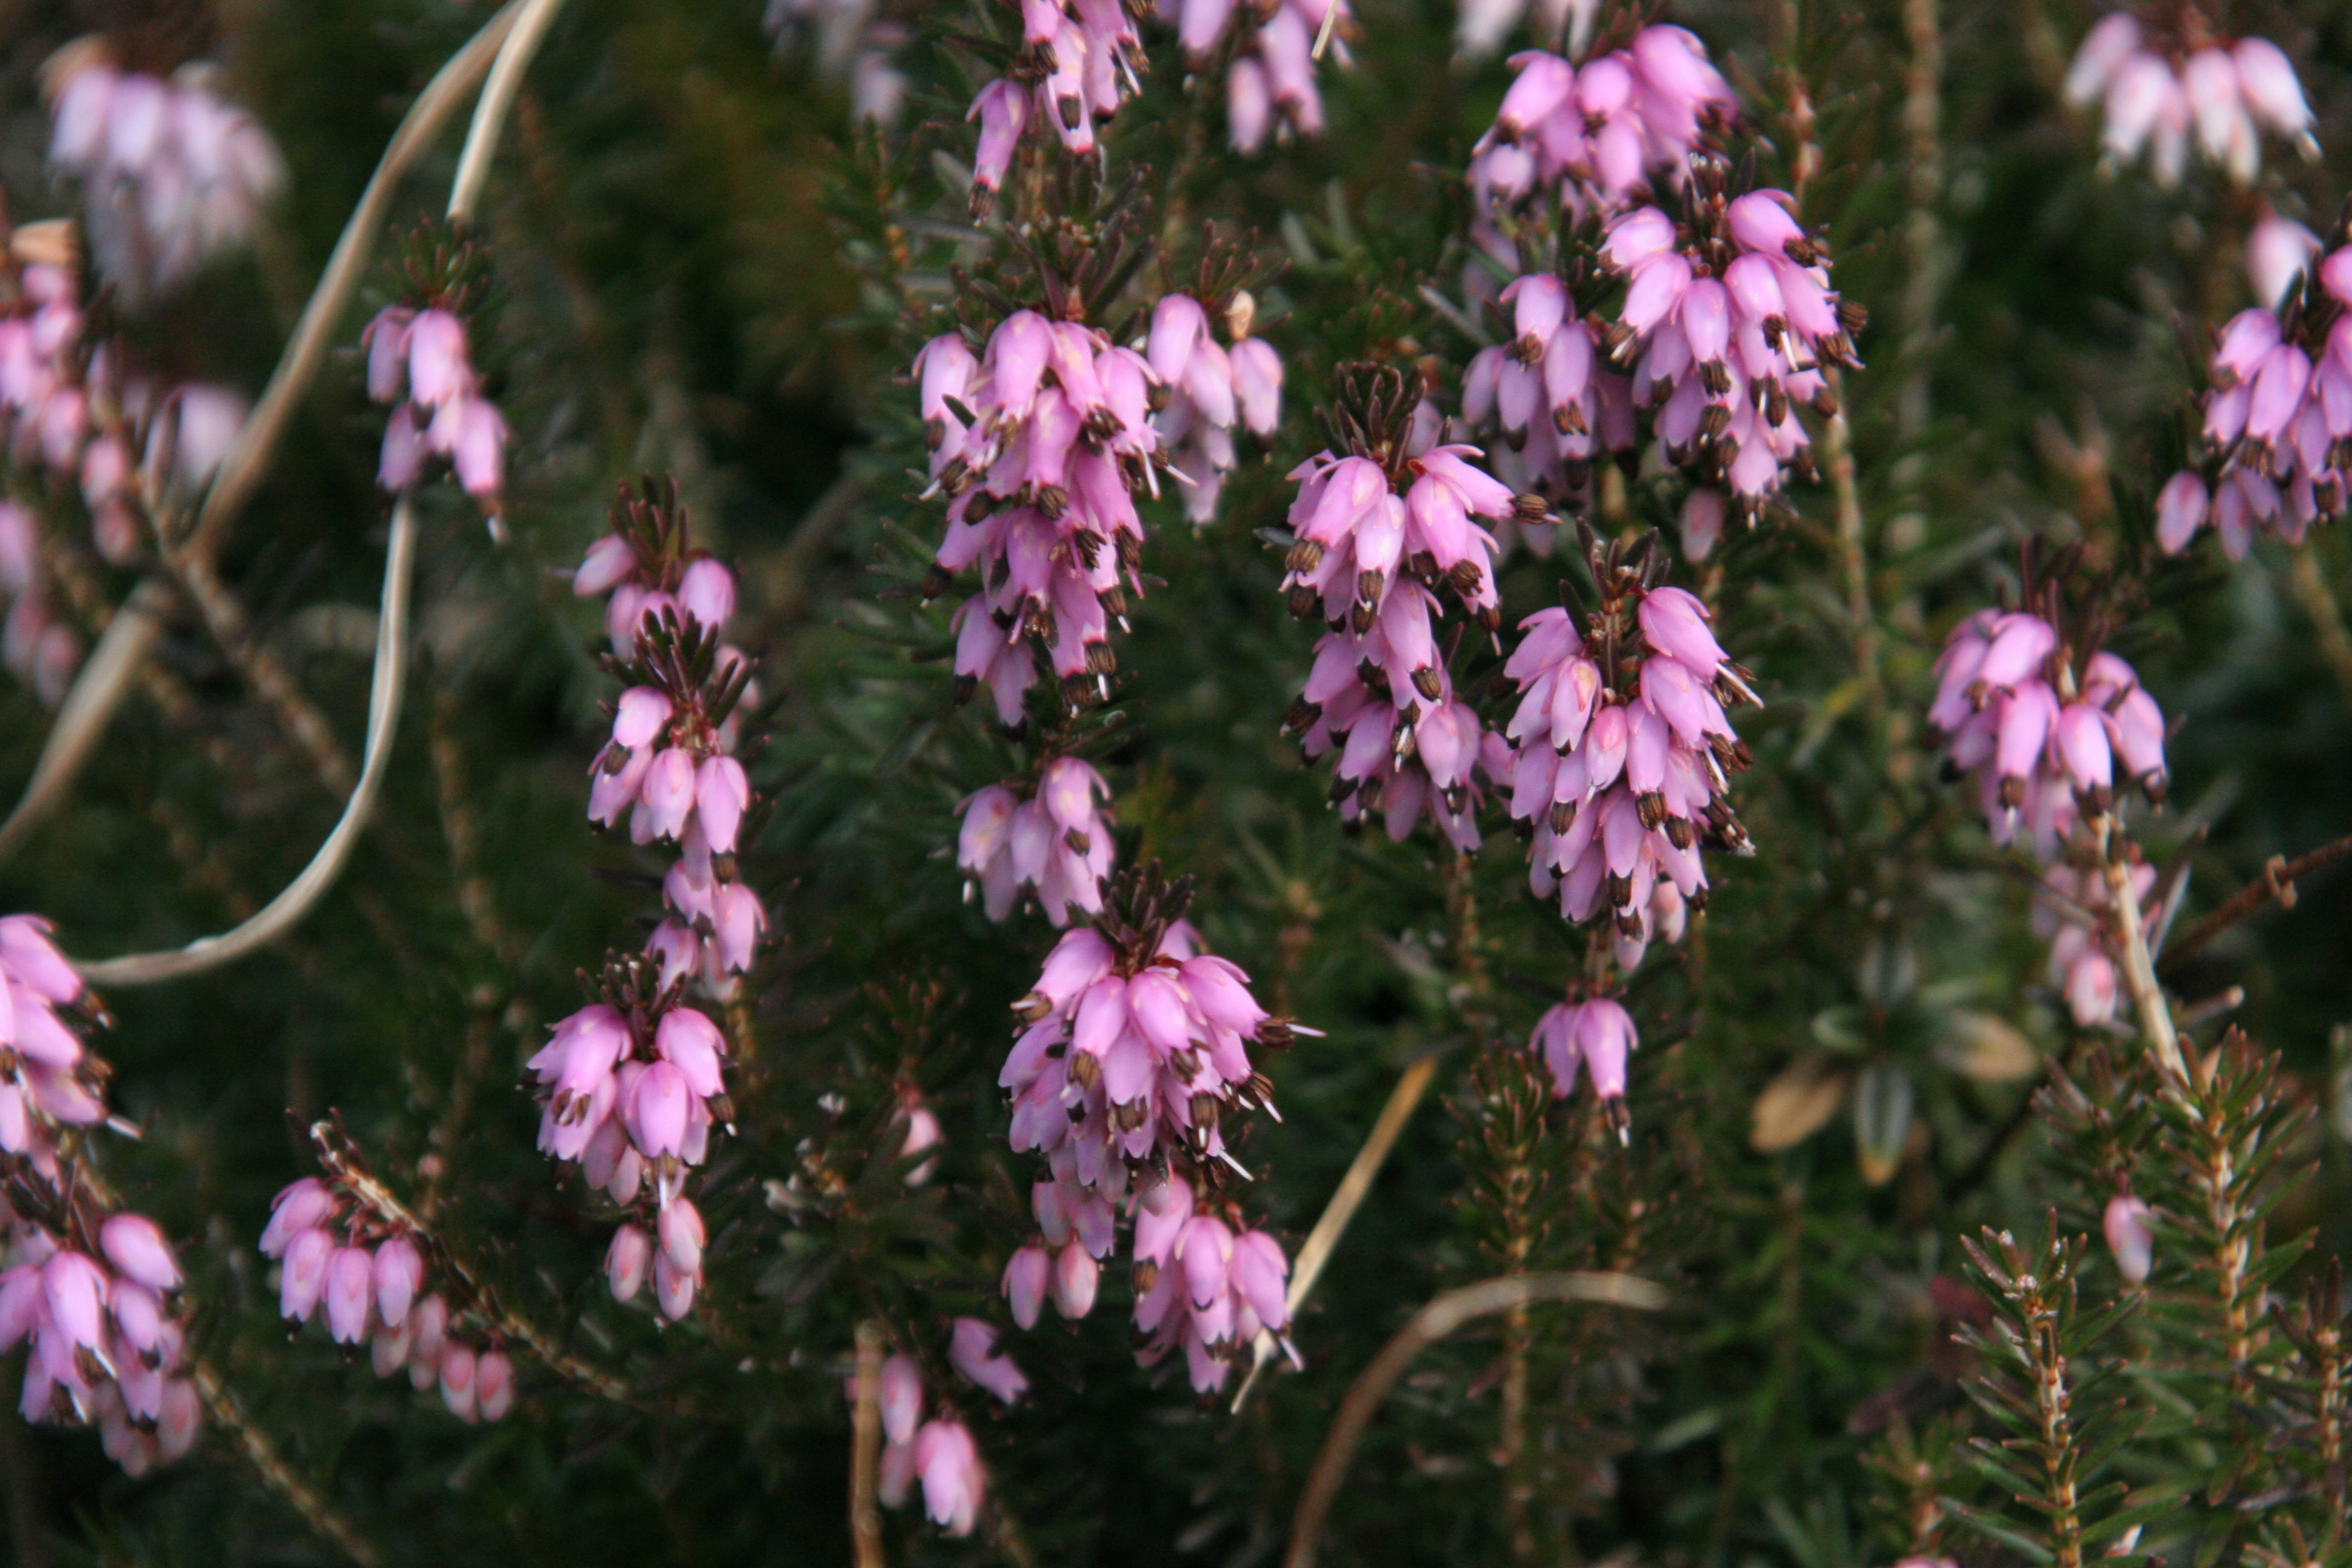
[627,1061,691,1162]
[679,558,736,630]
[879,1354,922,1446]
[98,1214,180,1294]
[279,1226,334,1321]
[475,1349,514,1421]
[1002,1244,1049,1329]
[606,1225,651,1303]
[406,1294,448,1390]
[2154,471,2208,553]
[371,1237,424,1330]
[2103,1194,2154,1283]
[948,1316,1027,1405]
[694,755,750,853]
[653,1249,698,1321]
[640,749,698,842]
[710,881,765,973]
[1051,1238,1098,1320]
[913,1419,983,1535]
[438,1341,478,1422]
[41,1251,108,1349]
[406,310,468,408]
[325,1246,374,1343]
[658,1197,705,1275]
[574,535,636,598]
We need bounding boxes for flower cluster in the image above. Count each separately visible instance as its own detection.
[1149,290,1283,524]
[873,1353,989,1536]
[0,502,75,705]
[916,304,1164,723]
[1166,0,1353,154]
[1,1210,201,1475]
[45,42,284,300]
[0,915,201,1473]
[1279,368,1518,848]
[1467,26,1733,231]
[259,1176,514,1422]
[2031,854,2158,1030]
[1596,155,1861,519]
[1926,604,2168,860]
[2063,14,2315,187]
[1499,527,1757,969]
[998,864,1301,1392]
[555,481,766,1318]
[1528,993,1637,1132]
[0,217,244,574]
[535,959,730,1324]
[956,755,1116,925]
[573,480,767,996]
[964,0,1147,214]
[1460,271,1635,516]
[2156,230,2352,557]
[1128,1173,1290,1392]
[364,299,508,513]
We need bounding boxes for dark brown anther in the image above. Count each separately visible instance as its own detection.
[1411,666,1443,702]
[951,674,979,707]
[1085,641,1117,676]
[1068,1050,1102,1091]
[1637,790,1667,828]
[1549,798,1577,834]
[1349,598,1377,635]
[1356,568,1385,604]
[920,564,953,602]
[1288,584,1321,619]
[1132,1259,1159,1292]
[1281,696,1322,736]
[1060,672,1094,708]
[1286,538,1325,574]
[1605,872,1631,907]
[1554,402,1588,436]
[1700,404,1731,442]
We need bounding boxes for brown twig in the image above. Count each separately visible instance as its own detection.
[2157,833,2352,975]
[1230,1051,1443,1410]
[169,550,358,797]
[850,1322,887,1568]
[1281,1271,1667,1568]
[191,1358,382,1567]
[2098,819,2185,1083]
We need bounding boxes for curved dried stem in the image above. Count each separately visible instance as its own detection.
[1281,1271,1666,1568]
[447,0,573,226]
[2097,819,2185,1085]
[850,1321,887,1568]
[2158,832,2352,974]
[1230,1051,1442,1411]
[73,500,417,985]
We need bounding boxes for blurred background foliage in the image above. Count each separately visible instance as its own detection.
[0,0,2347,1563]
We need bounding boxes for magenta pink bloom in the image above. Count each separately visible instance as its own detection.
[96,1214,178,1294]
[913,1419,984,1535]
[2063,14,2315,186]
[2103,1194,2155,1284]
[948,1316,1028,1405]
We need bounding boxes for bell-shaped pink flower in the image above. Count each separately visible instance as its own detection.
[606,1225,651,1303]
[97,1214,180,1294]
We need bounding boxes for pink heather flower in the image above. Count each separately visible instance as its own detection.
[259,1177,340,1257]
[2159,237,2352,556]
[1593,164,1857,521]
[1500,537,1758,968]
[439,1341,478,1422]
[361,300,508,514]
[1531,996,1639,1136]
[955,757,1115,925]
[2065,16,2315,186]
[96,1214,179,1294]
[1460,272,1639,519]
[605,1224,651,1303]
[654,1248,698,1320]
[406,1295,448,1390]
[1468,25,1732,239]
[1151,291,1284,523]
[372,1237,424,1329]
[896,1094,943,1186]
[2247,214,2321,310]
[2103,1194,2155,1284]
[1166,0,1352,153]
[1051,1238,1099,1319]
[1279,434,1519,849]
[278,1226,334,1322]
[913,1419,984,1535]
[1130,1177,1294,1392]
[1002,1244,1051,1329]
[46,48,285,300]
[948,1316,1028,1405]
[919,307,1167,720]
[475,1350,514,1422]
[1928,606,2168,855]
[324,1245,376,1344]
[2032,856,2157,1030]
[879,1354,922,1446]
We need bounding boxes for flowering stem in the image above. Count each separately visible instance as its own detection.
[2096,819,2185,1084]
[1281,1272,1667,1568]
[849,1322,887,1568]
[1822,382,1882,710]
[2287,548,2352,700]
